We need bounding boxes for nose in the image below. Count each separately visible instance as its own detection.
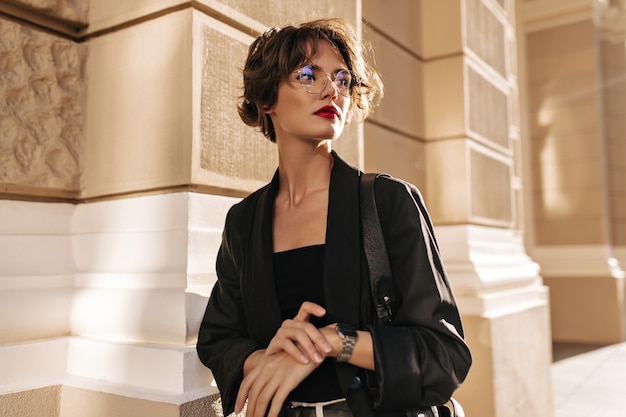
[320,73,339,100]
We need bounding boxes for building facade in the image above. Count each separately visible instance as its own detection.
[0,1,623,416]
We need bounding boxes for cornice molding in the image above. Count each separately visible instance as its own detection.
[595,0,626,41]
[520,0,594,32]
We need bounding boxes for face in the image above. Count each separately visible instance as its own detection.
[265,40,351,144]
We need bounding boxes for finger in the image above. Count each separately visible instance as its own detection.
[269,320,331,361]
[293,301,326,321]
[244,373,263,417]
[266,337,310,363]
[277,323,331,362]
[267,386,292,417]
[235,368,257,413]
[251,377,278,417]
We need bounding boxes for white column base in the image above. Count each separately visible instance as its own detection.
[435,224,547,317]
[534,245,625,278]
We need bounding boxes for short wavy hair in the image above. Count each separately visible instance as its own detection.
[237,18,384,142]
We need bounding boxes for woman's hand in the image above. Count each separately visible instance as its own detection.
[265,301,332,364]
[235,351,318,417]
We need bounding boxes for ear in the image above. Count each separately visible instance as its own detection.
[262,103,275,114]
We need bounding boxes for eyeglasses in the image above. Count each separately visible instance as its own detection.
[293,65,353,97]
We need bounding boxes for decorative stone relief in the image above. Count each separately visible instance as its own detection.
[0,18,85,192]
[200,25,277,182]
[470,148,513,225]
[4,0,88,26]
[465,0,507,77]
[467,65,510,149]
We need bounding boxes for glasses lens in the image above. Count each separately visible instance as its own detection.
[296,65,319,93]
[296,66,351,96]
[334,70,351,96]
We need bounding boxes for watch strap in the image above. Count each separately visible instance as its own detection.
[336,323,358,363]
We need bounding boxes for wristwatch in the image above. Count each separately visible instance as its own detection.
[335,323,358,362]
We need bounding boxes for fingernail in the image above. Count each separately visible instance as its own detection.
[314,353,323,363]
[300,355,310,364]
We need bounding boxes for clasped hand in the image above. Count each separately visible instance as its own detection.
[235,302,336,417]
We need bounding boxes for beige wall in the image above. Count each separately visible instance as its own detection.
[528,20,607,245]
[1,1,362,417]
[601,39,626,246]
[523,0,626,344]
[363,2,553,417]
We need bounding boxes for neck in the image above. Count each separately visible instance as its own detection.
[276,140,333,206]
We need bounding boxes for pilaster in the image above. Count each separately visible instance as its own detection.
[363,1,553,416]
[521,0,626,343]
[0,1,362,416]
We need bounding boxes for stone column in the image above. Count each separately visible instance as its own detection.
[598,0,626,320]
[1,1,361,416]
[522,0,626,344]
[363,1,553,416]
[1,2,87,416]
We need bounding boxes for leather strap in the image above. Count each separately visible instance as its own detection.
[359,173,396,323]
[359,173,463,417]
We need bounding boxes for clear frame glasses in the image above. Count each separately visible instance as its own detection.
[293,65,353,97]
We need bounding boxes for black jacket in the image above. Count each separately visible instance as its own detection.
[196,153,471,417]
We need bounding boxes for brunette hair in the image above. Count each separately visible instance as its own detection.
[237,18,383,142]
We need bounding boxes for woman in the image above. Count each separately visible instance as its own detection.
[197,18,471,417]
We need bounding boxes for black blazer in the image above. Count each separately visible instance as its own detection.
[197,152,471,417]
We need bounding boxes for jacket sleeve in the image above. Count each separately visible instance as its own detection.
[196,203,262,415]
[364,176,472,410]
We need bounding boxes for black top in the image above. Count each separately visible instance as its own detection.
[274,244,343,402]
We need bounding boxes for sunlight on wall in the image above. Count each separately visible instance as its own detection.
[537,99,571,217]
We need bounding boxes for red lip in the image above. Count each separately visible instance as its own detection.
[314,105,340,119]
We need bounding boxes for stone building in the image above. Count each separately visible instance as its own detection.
[0,1,623,417]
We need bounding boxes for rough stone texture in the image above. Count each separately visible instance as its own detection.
[218,0,357,30]
[182,393,235,417]
[200,25,277,182]
[465,0,507,77]
[467,64,510,149]
[0,385,61,417]
[4,0,88,25]
[0,17,85,193]
[470,148,513,225]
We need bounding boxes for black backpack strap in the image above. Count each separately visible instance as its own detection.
[360,173,398,324]
[361,173,464,416]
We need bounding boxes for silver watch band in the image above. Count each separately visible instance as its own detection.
[336,323,358,362]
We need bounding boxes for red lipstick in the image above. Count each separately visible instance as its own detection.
[314,105,339,119]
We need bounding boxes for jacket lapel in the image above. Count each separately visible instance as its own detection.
[242,171,283,346]
[242,154,366,348]
[323,153,364,327]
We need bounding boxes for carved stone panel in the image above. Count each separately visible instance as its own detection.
[470,148,513,225]
[465,0,507,77]
[3,0,88,25]
[199,25,277,184]
[467,64,510,150]
[0,17,85,195]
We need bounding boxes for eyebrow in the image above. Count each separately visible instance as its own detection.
[300,63,349,73]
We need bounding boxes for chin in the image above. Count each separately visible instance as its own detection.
[325,126,346,140]
[319,133,342,141]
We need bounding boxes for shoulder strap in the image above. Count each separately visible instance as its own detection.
[360,173,397,324]
[361,173,464,416]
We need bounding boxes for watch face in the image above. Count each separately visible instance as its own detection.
[337,323,358,338]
